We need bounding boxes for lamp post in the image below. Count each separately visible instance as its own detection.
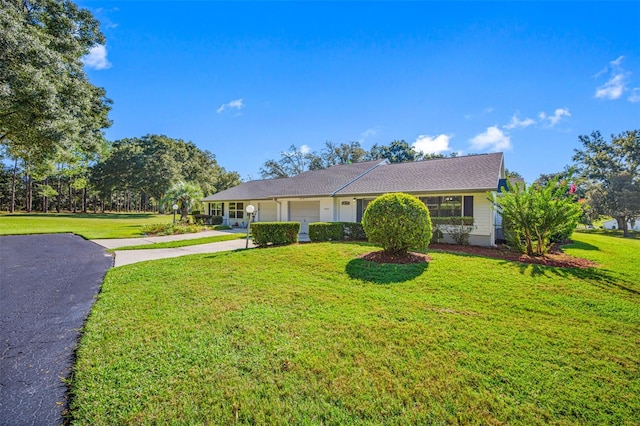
[245,204,255,249]
[172,204,178,224]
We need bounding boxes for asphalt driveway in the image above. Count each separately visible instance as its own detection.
[0,234,113,426]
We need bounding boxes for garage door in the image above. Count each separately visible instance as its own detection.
[258,202,277,222]
[289,201,320,234]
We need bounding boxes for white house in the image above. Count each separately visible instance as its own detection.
[202,152,506,246]
[602,217,640,231]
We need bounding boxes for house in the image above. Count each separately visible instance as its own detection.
[602,217,640,231]
[202,152,506,246]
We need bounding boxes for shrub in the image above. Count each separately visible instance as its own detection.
[309,223,343,242]
[211,215,223,225]
[141,222,205,236]
[213,225,232,230]
[308,222,367,242]
[491,178,582,256]
[362,193,432,255]
[251,222,300,246]
[431,217,475,245]
[341,222,366,240]
[141,223,172,235]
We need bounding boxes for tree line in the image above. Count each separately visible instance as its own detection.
[259,140,458,179]
[0,135,241,213]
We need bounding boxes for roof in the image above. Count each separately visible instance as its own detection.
[202,153,504,201]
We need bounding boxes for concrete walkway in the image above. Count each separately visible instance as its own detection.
[92,230,256,267]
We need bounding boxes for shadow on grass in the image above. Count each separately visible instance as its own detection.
[563,240,600,251]
[345,258,428,284]
[510,261,640,296]
[575,229,640,240]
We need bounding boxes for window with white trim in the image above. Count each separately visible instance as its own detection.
[209,202,223,216]
[228,202,244,219]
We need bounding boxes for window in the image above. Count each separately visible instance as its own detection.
[228,202,244,219]
[420,196,474,217]
[421,196,462,217]
[209,202,223,216]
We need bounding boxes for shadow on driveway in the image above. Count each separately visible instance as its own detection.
[0,234,112,426]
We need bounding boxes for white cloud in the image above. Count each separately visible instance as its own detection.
[629,88,640,103]
[216,98,244,114]
[412,134,452,154]
[82,44,111,70]
[595,56,630,100]
[300,144,311,154]
[596,74,625,100]
[539,108,571,127]
[361,128,378,139]
[503,115,535,130]
[469,126,511,152]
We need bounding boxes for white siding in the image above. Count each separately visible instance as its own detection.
[257,202,277,222]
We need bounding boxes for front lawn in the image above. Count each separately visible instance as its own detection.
[0,213,172,239]
[69,232,639,424]
[113,233,244,251]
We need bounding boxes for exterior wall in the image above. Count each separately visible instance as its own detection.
[336,197,356,222]
[205,191,497,246]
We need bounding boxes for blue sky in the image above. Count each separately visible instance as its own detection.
[80,1,640,184]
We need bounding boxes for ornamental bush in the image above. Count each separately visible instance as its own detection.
[491,178,582,256]
[251,222,300,246]
[362,193,432,255]
[309,222,343,242]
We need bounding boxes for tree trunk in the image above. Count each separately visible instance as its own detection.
[26,175,32,212]
[10,158,17,213]
[617,216,629,238]
[57,177,62,213]
[82,187,87,213]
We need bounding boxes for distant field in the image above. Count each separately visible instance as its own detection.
[0,213,172,239]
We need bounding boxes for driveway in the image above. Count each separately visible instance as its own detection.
[0,234,113,426]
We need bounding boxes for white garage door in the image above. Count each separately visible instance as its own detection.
[258,202,277,222]
[289,201,320,233]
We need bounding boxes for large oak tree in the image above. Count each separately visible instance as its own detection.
[573,130,640,237]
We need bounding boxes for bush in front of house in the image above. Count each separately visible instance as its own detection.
[251,222,300,246]
[431,217,475,245]
[362,192,432,255]
[308,222,367,242]
[309,222,343,242]
[341,222,366,240]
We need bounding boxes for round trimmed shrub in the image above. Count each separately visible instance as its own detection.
[362,192,432,255]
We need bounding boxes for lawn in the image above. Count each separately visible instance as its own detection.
[0,213,172,239]
[113,233,244,251]
[69,232,640,425]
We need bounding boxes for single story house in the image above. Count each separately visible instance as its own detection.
[202,152,506,246]
[602,217,640,231]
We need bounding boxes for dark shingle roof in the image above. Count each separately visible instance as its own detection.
[334,153,504,195]
[202,153,504,201]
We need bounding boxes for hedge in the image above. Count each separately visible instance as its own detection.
[251,222,300,246]
[308,222,367,242]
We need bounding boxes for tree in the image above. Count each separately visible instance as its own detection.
[260,145,317,178]
[573,130,640,237]
[362,192,432,256]
[505,169,523,180]
[0,0,111,160]
[161,182,203,221]
[310,141,368,170]
[366,140,424,163]
[491,178,583,256]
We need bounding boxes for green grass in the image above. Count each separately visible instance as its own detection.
[113,233,244,251]
[0,213,173,239]
[69,232,640,425]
